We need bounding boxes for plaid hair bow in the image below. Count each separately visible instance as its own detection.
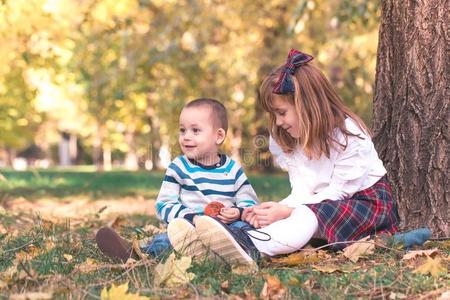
[272,49,314,94]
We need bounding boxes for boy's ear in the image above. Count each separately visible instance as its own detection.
[216,128,226,145]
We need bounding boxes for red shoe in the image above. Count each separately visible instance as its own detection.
[96,227,137,262]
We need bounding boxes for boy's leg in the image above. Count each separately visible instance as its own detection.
[96,227,136,262]
[195,216,259,266]
[140,232,172,258]
[167,218,207,258]
[229,220,253,230]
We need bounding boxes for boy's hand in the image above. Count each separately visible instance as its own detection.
[217,207,240,224]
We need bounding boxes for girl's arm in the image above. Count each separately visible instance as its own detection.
[308,134,378,203]
[253,202,294,227]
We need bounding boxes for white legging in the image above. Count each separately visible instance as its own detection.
[247,205,319,256]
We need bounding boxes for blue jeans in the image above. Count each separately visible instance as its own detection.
[141,220,251,258]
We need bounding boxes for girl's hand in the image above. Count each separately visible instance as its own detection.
[242,207,261,228]
[241,207,253,222]
[253,202,293,227]
[217,207,240,224]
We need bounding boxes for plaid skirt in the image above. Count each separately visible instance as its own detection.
[306,176,400,249]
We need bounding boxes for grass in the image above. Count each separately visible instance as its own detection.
[0,169,448,299]
[0,168,290,201]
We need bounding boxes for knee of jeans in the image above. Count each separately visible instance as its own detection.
[229,220,250,229]
[141,233,172,257]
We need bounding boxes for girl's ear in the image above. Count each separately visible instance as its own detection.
[216,128,226,145]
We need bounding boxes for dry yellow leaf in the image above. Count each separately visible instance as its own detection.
[100,282,149,300]
[271,251,320,266]
[107,216,127,229]
[260,274,286,300]
[0,279,7,291]
[402,248,438,260]
[232,262,258,274]
[0,224,7,235]
[413,256,447,278]
[74,258,99,273]
[343,236,375,262]
[132,239,148,260]
[63,254,73,262]
[312,264,340,273]
[153,253,195,287]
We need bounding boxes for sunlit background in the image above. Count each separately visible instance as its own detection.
[0,0,380,172]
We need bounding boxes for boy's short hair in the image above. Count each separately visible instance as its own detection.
[185,98,228,133]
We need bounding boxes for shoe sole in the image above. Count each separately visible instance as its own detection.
[96,227,134,262]
[167,218,207,258]
[195,216,254,266]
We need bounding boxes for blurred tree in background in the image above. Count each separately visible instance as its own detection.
[0,0,380,171]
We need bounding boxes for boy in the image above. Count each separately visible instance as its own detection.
[96,98,259,261]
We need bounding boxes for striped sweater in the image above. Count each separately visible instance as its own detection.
[155,155,259,224]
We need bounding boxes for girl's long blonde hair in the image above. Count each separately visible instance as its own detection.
[259,63,370,159]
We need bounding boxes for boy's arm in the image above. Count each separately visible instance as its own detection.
[155,163,200,224]
[233,167,259,215]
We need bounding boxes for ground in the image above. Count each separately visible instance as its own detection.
[0,169,448,299]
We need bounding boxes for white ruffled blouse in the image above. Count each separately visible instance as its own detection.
[270,118,386,207]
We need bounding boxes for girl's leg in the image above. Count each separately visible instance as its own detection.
[248,205,318,256]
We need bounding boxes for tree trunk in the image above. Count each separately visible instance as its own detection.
[373,0,449,237]
[58,132,72,167]
[146,94,161,170]
[124,130,139,170]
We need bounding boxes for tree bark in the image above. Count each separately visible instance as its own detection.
[373,0,449,237]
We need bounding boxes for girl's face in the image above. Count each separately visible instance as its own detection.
[272,96,300,138]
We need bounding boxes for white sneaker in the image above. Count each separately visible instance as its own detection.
[195,216,258,267]
[167,218,207,258]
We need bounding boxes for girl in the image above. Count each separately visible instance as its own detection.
[192,49,400,264]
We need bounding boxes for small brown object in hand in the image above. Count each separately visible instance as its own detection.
[204,201,225,217]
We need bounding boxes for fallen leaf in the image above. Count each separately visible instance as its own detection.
[402,248,438,260]
[343,236,375,262]
[74,258,99,273]
[63,254,73,262]
[232,262,258,275]
[100,282,149,300]
[153,253,195,287]
[0,224,7,235]
[18,265,38,280]
[340,264,361,273]
[9,292,53,300]
[132,239,148,260]
[107,216,127,229]
[260,274,286,300]
[15,244,41,263]
[287,277,301,286]
[0,279,7,290]
[220,280,229,293]
[270,251,320,266]
[413,256,447,277]
[312,265,340,273]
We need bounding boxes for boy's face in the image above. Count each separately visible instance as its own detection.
[179,106,225,165]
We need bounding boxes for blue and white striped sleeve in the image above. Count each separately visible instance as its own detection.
[155,162,197,224]
[233,166,259,208]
